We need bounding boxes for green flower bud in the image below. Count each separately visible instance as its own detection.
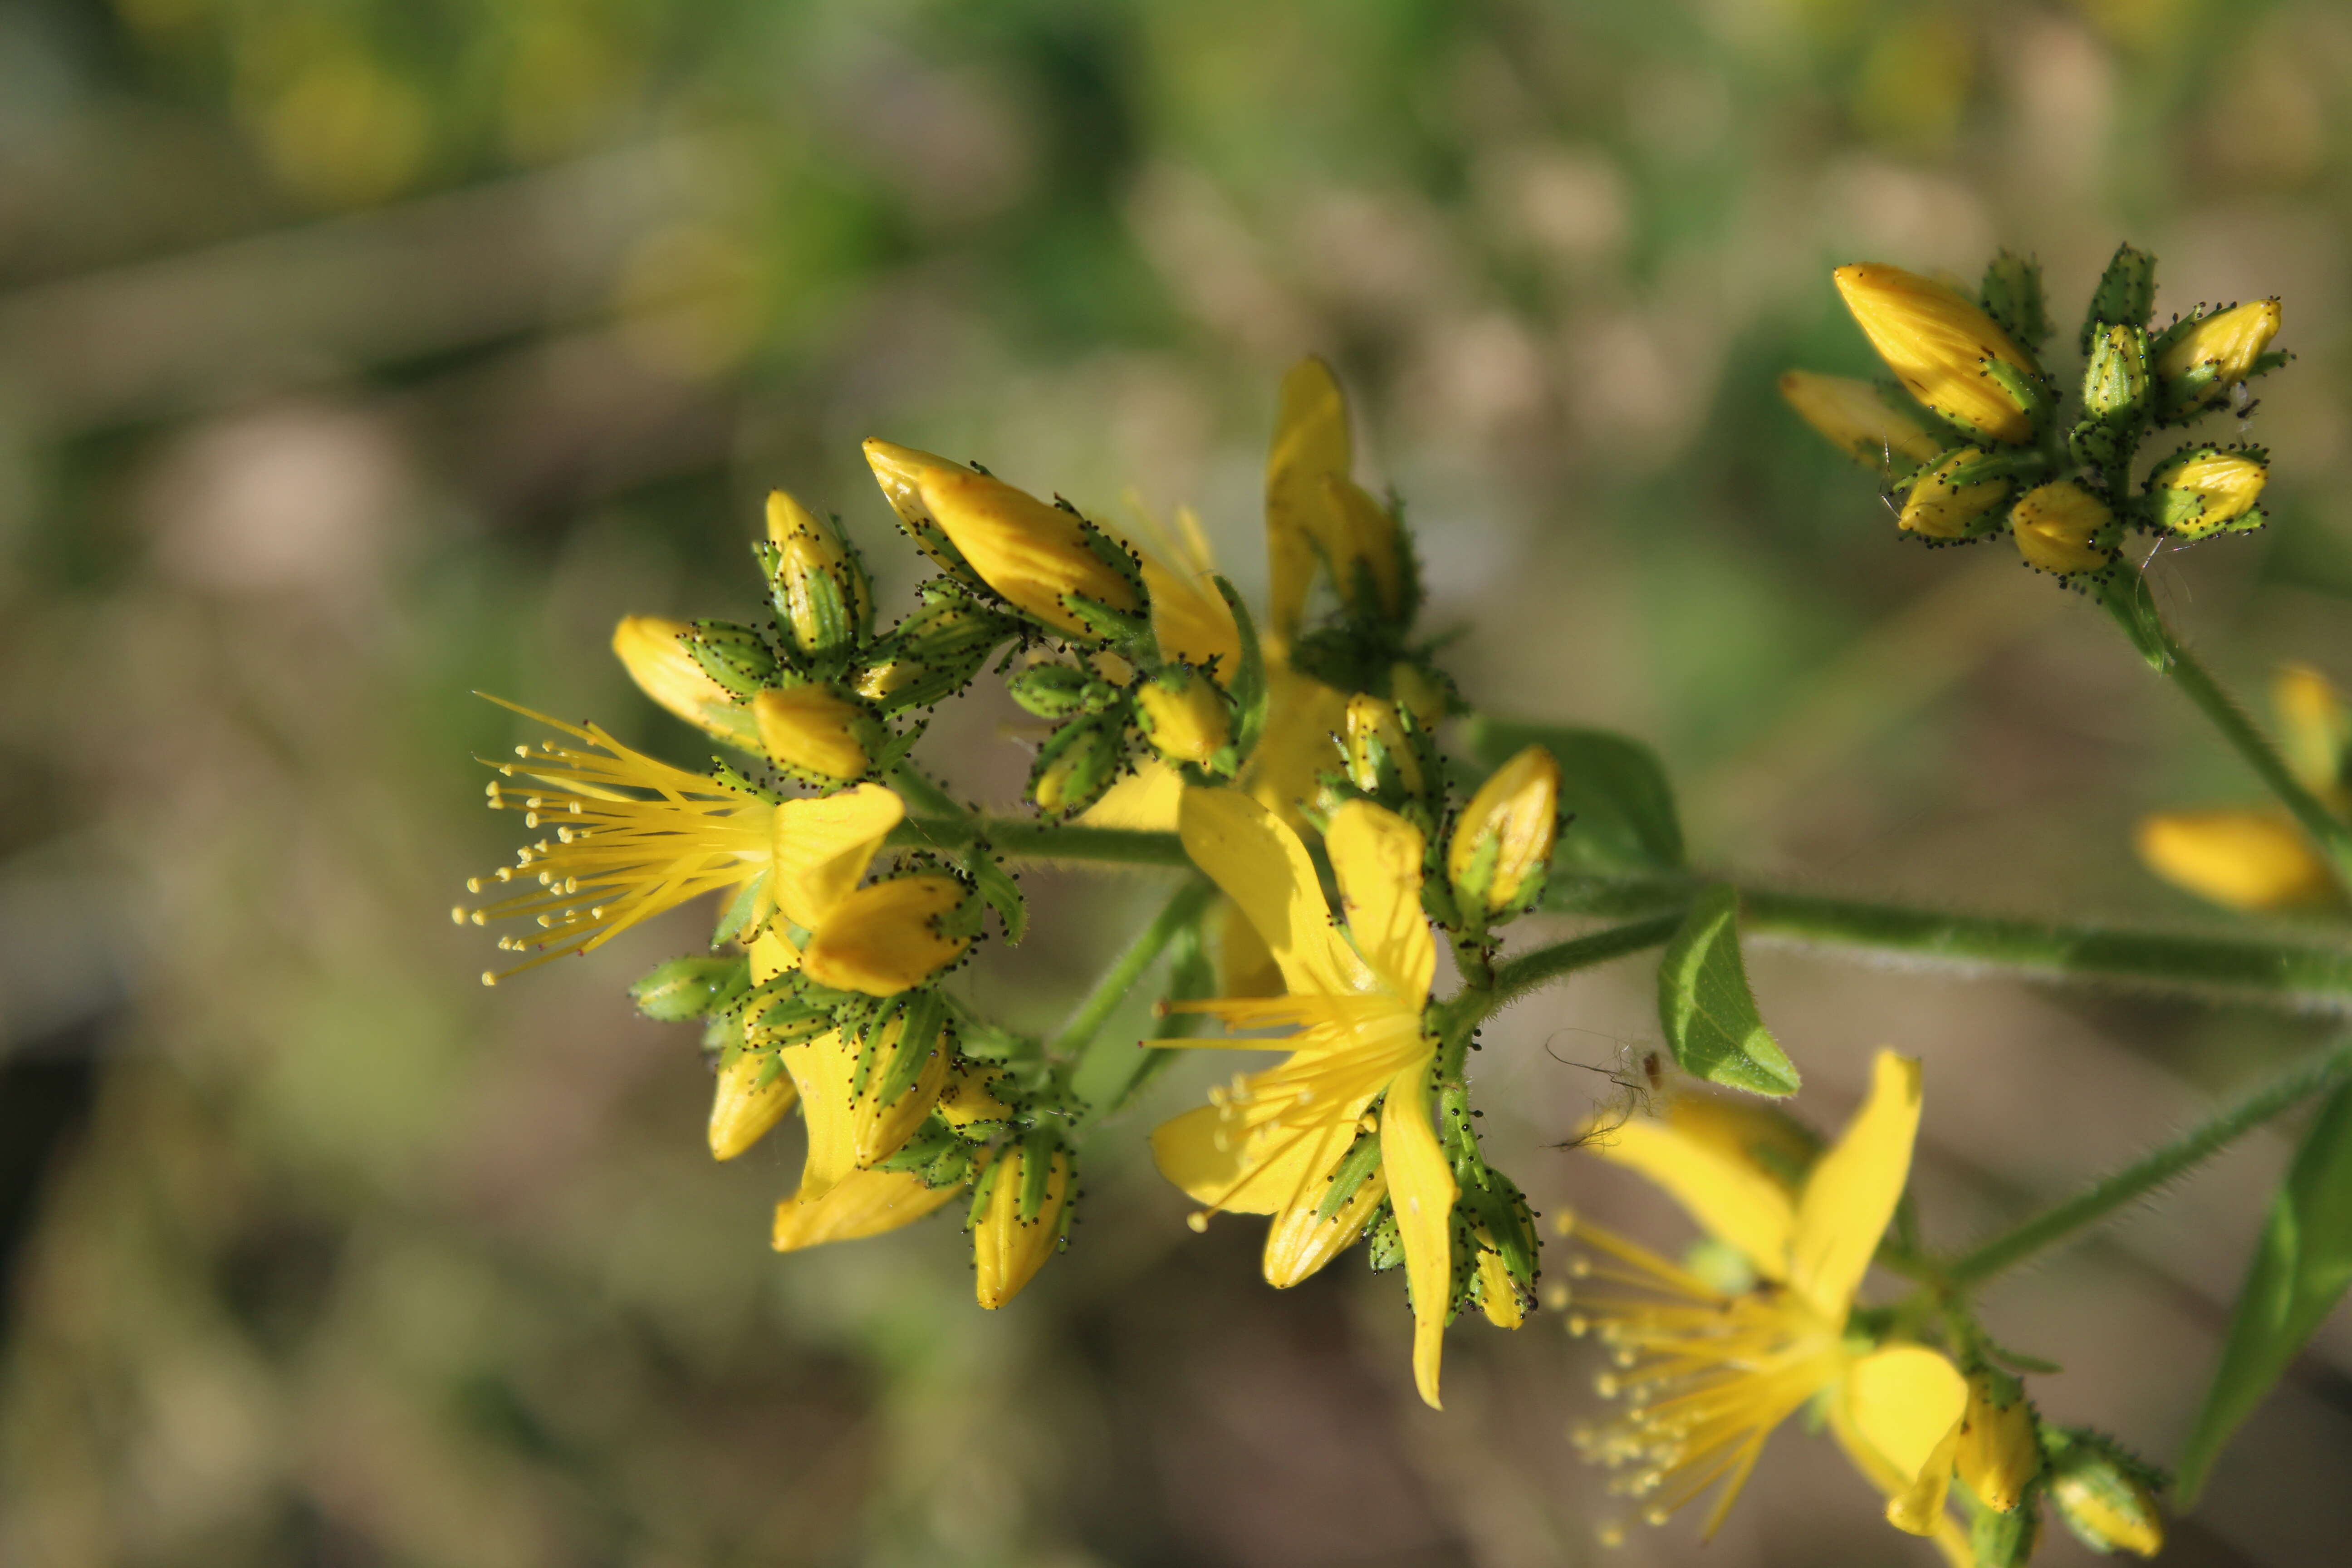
[2044,1427,2165,1559]
[1029,713,1130,819]
[1980,250,2048,349]
[687,619,781,699]
[1342,694,1421,798]
[761,490,872,663]
[631,956,749,1022]
[1448,744,1559,916]
[2080,242,2156,353]
[854,585,1021,715]
[2081,323,2150,424]
[1007,662,1113,720]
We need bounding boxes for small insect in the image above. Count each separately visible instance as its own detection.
[1545,1034,1667,1149]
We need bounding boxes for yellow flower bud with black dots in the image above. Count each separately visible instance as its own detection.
[853,583,1019,715]
[936,1057,1018,1138]
[2136,809,2336,911]
[1029,713,1130,819]
[1956,1367,2041,1514]
[2045,1428,2166,1558]
[1342,694,1421,798]
[611,615,759,749]
[708,1047,798,1161]
[1778,370,1947,473]
[2145,446,2267,539]
[971,1135,1074,1309]
[1835,263,2043,445]
[764,490,872,662]
[916,465,1145,642]
[861,438,980,578]
[1136,666,1231,768]
[1899,448,2010,540]
[799,875,973,995]
[2009,480,2115,576]
[1448,744,1559,917]
[752,683,878,784]
[772,1166,963,1253]
[2155,299,2282,420]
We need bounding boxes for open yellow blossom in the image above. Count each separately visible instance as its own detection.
[1149,788,1456,1408]
[1835,263,2041,445]
[1569,1051,1970,1558]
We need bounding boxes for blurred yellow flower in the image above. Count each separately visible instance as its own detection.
[1150,789,1456,1408]
[771,1166,962,1254]
[1778,370,1949,472]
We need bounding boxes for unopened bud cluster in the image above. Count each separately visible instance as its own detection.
[1789,244,2287,582]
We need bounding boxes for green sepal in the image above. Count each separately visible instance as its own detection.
[875,1117,974,1189]
[1217,576,1270,762]
[630,956,750,1022]
[1980,356,2053,440]
[1017,1130,1063,1224]
[857,583,1024,715]
[872,989,950,1106]
[1655,883,1801,1096]
[1007,662,1109,719]
[710,871,773,947]
[1315,1125,1387,1222]
[1364,1199,1403,1272]
[687,619,784,697]
[1969,1489,2042,1568]
[1062,593,1152,647]
[1980,250,2049,350]
[2080,242,2157,354]
[964,849,1027,945]
[1027,710,1133,820]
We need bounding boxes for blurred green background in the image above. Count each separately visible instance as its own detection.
[5,0,2352,1563]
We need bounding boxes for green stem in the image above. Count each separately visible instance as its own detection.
[888,763,970,822]
[891,816,1191,868]
[1436,914,1684,1071]
[1944,1037,2352,1289]
[2100,571,2352,893]
[1049,877,1217,1063]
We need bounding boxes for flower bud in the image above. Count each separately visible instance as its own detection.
[1136,667,1232,767]
[2155,299,2282,419]
[2080,323,2151,425]
[1980,250,2048,348]
[799,875,973,995]
[1448,744,1559,916]
[1343,694,1421,797]
[917,466,1144,641]
[751,683,878,784]
[1777,371,1947,471]
[2136,809,2336,911]
[2144,446,2267,539]
[611,616,760,749]
[630,956,746,1022]
[1475,1239,1529,1329]
[853,585,1019,714]
[1006,662,1112,720]
[2009,481,2115,576]
[1899,448,2011,539]
[2274,664,2349,801]
[936,1057,1018,1138]
[763,490,872,662]
[1321,474,1409,622]
[2045,1428,2165,1559]
[861,438,980,578]
[1834,263,2042,446]
[1389,662,1452,729]
[1030,714,1130,819]
[971,1134,1073,1308]
[708,1047,798,1160]
[1956,1368,2040,1513]
[2083,242,2156,345]
[686,619,781,699]
[772,1165,962,1252]
[850,1007,952,1167]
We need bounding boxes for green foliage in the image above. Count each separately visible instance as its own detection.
[1655,884,1800,1096]
[2176,1080,2352,1504]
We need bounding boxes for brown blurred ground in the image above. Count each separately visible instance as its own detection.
[4,1,2352,1563]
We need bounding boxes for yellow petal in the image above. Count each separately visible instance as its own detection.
[611,614,755,746]
[1380,1058,1456,1411]
[1827,1377,1975,1568]
[708,1049,798,1160]
[1475,1243,1527,1329]
[1244,666,1349,828]
[1834,263,2038,445]
[2136,808,2337,911]
[1215,895,1285,998]
[1076,757,1186,831]
[918,466,1140,637]
[749,927,801,985]
[1265,357,1350,639]
[1325,800,1435,1004]
[1150,1099,1351,1216]
[1143,555,1243,677]
[1789,1049,1922,1320]
[1583,1109,1797,1280]
[752,685,873,782]
[1778,369,1947,469]
[771,784,904,929]
[1842,1346,1967,1526]
[1178,787,1366,995]
[772,1166,961,1252]
[1264,1159,1388,1288]
[780,1031,857,1198]
[799,875,971,995]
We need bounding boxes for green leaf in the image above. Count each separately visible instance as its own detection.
[2176,1079,2352,1504]
[1655,884,1800,1096]
[1467,717,1684,874]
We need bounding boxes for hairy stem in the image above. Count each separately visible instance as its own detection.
[1944,1037,2352,1289]
[2100,571,2352,893]
[1435,915,1684,1071]
[891,815,1193,867]
[888,763,970,822]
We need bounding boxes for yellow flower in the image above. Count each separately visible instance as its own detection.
[1150,789,1457,1408]
[1448,743,1559,915]
[2009,480,2114,575]
[1835,263,2041,446]
[708,1047,799,1160]
[2135,809,2335,910]
[916,464,1142,639]
[1568,1050,1969,1557]
[772,1165,962,1253]
[610,615,757,749]
[459,706,777,982]
[972,1137,1074,1308]
[1341,693,1421,796]
[751,684,874,784]
[1778,370,1948,471]
[2156,299,2281,417]
[1133,501,1244,676]
[1899,448,2009,539]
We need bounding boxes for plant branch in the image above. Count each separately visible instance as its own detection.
[892,815,1191,867]
[1944,1037,2352,1289]
[1436,915,1684,1070]
[888,763,970,822]
[1050,877,1218,1063]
